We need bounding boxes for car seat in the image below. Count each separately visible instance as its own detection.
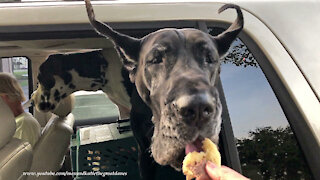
[0,98,33,180]
[27,95,75,180]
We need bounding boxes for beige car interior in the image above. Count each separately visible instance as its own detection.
[0,38,113,126]
[0,92,75,180]
[26,94,75,180]
[0,37,113,180]
[0,98,33,180]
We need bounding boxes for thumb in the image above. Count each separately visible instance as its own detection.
[206,162,250,180]
[205,161,221,179]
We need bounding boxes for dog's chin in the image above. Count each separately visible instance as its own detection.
[150,136,185,171]
[169,151,185,171]
[150,115,191,170]
[151,133,219,171]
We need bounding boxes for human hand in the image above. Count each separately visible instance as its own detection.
[196,161,249,180]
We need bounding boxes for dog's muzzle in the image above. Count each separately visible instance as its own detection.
[172,93,215,127]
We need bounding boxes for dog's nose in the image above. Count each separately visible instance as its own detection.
[174,93,214,125]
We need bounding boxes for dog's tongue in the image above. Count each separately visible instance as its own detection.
[185,138,203,154]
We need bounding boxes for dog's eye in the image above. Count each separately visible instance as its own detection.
[152,54,163,64]
[204,51,214,64]
[198,45,214,64]
[149,50,164,64]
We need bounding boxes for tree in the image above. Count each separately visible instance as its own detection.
[208,28,258,68]
[236,126,312,180]
[222,38,258,68]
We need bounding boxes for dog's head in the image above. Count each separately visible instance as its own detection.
[32,64,71,113]
[85,0,243,170]
[32,77,69,113]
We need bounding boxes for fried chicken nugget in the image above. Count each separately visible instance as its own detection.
[183,138,221,180]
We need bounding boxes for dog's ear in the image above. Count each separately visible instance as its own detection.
[213,4,244,57]
[85,0,140,81]
[116,47,137,82]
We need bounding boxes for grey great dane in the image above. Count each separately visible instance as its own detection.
[85,0,243,179]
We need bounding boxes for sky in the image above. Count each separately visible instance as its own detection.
[220,63,288,138]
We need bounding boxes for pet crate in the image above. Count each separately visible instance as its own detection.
[71,119,141,180]
[70,119,185,180]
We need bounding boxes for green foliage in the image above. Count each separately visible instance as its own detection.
[208,28,258,68]
[236,126,312,180]
[222,38,258,68]
[13,70,28,87]
[13,70,28,80]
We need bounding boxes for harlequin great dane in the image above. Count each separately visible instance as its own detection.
[85,0,243,179]
[31,48,133,119]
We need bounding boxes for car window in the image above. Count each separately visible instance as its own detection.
[72,90,120,128]
[215,36,313,179]
[0,57,30,111]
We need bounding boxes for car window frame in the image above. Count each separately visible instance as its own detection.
[205,20,319,179]
[0,56,33,111]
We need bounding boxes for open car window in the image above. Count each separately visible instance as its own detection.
[215,36,313,179]
[0,57,31,111]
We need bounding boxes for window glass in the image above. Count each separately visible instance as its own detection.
[72,90,119,121]
[210,33,312,179]
[220,39,287,138]
[0,57,29,109]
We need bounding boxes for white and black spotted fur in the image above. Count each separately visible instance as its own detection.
[32,49,133,119]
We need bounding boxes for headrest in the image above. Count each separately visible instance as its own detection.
[51,94,75,117]
[0,98,16,148]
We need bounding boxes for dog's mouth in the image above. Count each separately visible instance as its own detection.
[185,136,205,154]
[163,135,213,170]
